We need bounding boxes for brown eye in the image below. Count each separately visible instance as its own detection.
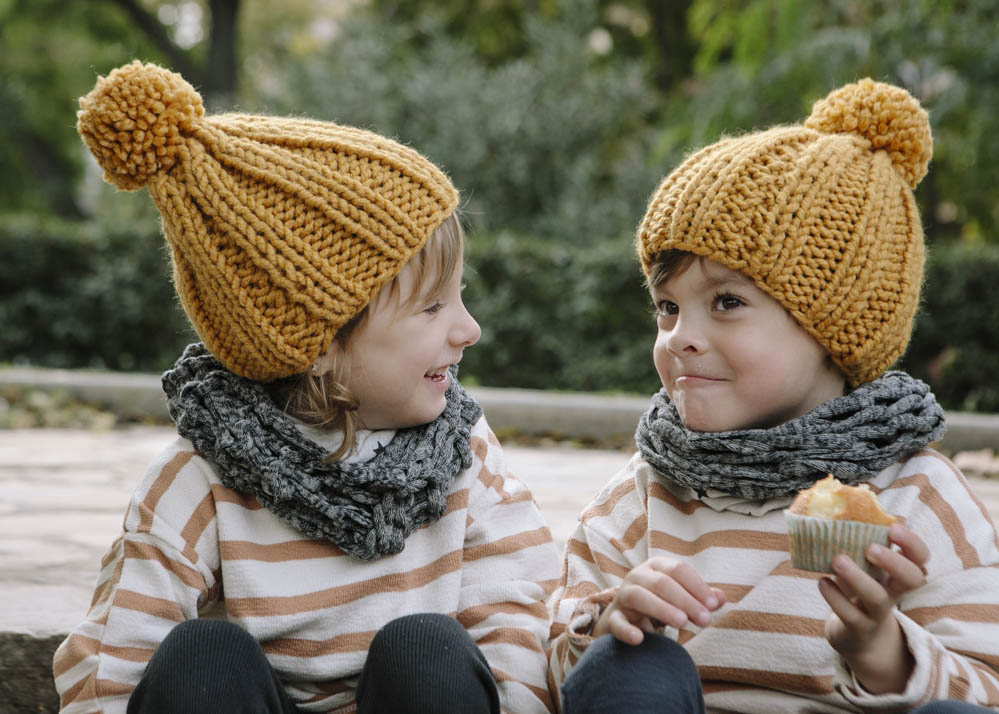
[715,294,744,311]
[656,300,678,317]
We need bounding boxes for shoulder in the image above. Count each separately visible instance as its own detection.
[876,448,999,570]
[467,414,506,471]
[123,433,230,531]
[136,434,220,493]
[577,452,653,530]
[461,415,534,507]
[874,448,980,513]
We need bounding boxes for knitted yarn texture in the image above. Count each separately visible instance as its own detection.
[637,78,933,386]
[635,371,945,501]
[77,61,458,382]
[162,343,483,560]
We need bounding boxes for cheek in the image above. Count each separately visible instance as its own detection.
[732,327,816,391]
[652,330,671,386]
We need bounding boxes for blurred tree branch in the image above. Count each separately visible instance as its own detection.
[102,0,240,106]
[106,0,198,81]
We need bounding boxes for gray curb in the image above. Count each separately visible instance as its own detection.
[2,366,998,451]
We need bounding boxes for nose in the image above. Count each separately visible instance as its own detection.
[664,311,708,355]
[453,300,481,348]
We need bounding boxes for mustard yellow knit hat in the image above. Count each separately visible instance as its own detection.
[638,79,932,387]
[77,61,458,382]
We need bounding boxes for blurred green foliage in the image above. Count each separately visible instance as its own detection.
[462,231,659,393]
[4,212,997,411]
[249,1,660,248]
[0,201,195,372]
[906,242,999,412]
[2,0,998,411]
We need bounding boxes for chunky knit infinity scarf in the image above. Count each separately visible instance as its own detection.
[162,343,482,560]
[635,371,946,501]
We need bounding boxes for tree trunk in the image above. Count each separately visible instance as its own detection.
[645,0,695,92]
[205,0,240,109]
[105,0,240,108]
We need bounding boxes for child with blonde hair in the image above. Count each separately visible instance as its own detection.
[548,79,999,712]
[55,61,559,714]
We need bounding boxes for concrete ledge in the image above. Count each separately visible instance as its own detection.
[2,366,998,451]
[0,366,167,422]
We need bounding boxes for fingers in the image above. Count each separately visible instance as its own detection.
[887,524,930,575]
[599,559,724,645]
[645,559,719,626]
[617,574,703,629]
[818,576,863,632]
[648,558,723,611]
[709,586,727,609]
[605,608,645,645]
[866,542,927,596]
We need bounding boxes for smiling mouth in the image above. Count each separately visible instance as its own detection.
[425,367,450,382]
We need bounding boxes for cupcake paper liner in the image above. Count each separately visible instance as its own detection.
[784,510,892,575]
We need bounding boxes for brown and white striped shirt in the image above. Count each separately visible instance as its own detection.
[549,449,999,712]
[54,416,560,713]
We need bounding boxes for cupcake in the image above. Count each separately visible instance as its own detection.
[784,475,897,575]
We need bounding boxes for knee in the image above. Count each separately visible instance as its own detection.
[562,634,703,714]
[157,618,258,661]
[576,632,697,679]
[911,703,994,714]
[132,620,269,705]
[368,612,466,659]
[359,613,498,714]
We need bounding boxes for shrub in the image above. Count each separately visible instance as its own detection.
[461,231,660,394]
[4,212,997,413]
[0,212,194,372]
[903,241,999,412]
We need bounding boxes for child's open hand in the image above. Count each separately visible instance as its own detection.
[819,523,929,694]
[594,557,726,645]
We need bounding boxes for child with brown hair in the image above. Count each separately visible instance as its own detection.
[548,79,999,712]
[54,61,559,714]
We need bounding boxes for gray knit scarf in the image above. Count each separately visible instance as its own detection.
[635,371,946,501]
[161,343,482,561]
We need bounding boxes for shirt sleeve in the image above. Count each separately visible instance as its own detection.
[52,442,220,714]
[458,418,562,714]
[833,452,999,710]
[547,457,649,709]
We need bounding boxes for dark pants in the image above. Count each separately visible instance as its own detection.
[127,614,500,714]
[561,634,992,714]
[562,634,705,714]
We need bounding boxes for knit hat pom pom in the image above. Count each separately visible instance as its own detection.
[805,77,932,189]
[77,60,203,190]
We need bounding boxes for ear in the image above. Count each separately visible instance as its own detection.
[313,339,345,377]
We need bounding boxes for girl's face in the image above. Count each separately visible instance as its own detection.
[651,257,845,433]
[322,254,480,431]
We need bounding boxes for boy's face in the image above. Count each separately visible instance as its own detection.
[323,255,481,431]
[650,257,845,432]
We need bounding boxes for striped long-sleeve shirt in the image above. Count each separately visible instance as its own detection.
[54,415,560,713]
[549,448,999,712]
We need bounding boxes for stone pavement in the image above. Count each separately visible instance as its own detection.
[3,426,999,712]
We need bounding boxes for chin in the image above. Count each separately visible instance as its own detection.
[404,403,448,430]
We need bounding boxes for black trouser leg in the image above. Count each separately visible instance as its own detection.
[562,633,705,714]
[356,612,500,714]
[127,619,300,714]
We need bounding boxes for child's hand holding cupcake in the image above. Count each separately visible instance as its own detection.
[787,475,930,694]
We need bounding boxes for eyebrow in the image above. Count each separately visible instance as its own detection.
[700,264,753,289]
[651,269,752,296]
